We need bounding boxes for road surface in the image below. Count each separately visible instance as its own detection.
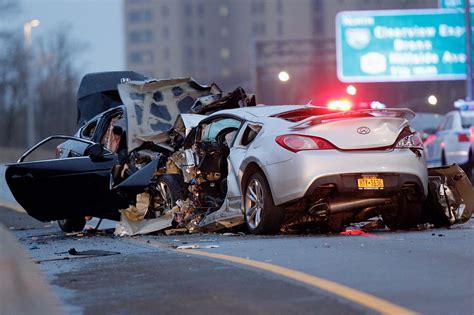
[0,165,473,314]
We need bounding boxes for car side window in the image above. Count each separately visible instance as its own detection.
[443,116,453,130]
[81,119,98,139]
[240,124,262,146]
[437,116,452,131]
[201,118,241,143]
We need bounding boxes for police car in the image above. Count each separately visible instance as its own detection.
[425,100,474,179]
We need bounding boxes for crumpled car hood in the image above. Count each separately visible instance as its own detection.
[118,78,221,152]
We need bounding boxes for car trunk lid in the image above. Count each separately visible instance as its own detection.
[291,112,412,150]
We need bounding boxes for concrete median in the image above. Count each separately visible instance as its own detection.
[0,223,61,315]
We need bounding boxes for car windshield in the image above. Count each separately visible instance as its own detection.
[410,113,443,132]
[461,112,474,128]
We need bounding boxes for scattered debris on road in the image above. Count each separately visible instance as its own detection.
[175,244,219,250]
[67,248,120,257]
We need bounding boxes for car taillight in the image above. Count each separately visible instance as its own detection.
[55,146,62,158]
[275,134,336,152]
[424,134,436,145]
[458,133,470,142]
[396,132,423,149]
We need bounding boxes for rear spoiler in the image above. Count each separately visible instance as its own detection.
[291,108,415,131]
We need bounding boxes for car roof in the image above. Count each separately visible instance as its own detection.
[82,105,125,126]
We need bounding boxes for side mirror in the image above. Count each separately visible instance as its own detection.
[85,143,104,161]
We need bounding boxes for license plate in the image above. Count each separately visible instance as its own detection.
[357,176,384,190]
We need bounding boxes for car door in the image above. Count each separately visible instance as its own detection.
[5,136,122,222]
[426,115,451,167]
[439,114,458,165]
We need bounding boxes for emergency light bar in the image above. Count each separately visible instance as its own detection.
[454,99,474,111]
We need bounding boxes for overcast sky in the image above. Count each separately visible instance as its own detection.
[17,0,125,76]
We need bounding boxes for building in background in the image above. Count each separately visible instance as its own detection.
[124,0,463,111]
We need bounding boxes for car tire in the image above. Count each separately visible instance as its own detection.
[466,151,473,183]
[244,172,284,235]
[57,218,86,233]
[441,150,447,166]
[154,174,188,214]
[382,195,423,230]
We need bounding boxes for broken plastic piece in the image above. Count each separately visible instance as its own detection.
[425,165,474,226]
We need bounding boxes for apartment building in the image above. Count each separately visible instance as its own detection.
[125,0,437,103]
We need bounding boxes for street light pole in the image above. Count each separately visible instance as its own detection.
[465,1,472,101]
[23,19,40,147]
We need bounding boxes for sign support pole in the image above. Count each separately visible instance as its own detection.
[465,0,473,100]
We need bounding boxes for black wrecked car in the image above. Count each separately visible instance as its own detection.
[5,74,256,232]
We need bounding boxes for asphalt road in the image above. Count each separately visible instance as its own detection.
[1,165,473,315]
[1,205,473,315]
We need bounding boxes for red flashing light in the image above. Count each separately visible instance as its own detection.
[327,99,352,111]
[276,134,336,153]
[424,134,436,145]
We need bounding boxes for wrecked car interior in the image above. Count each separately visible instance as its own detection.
[5,72,474,236]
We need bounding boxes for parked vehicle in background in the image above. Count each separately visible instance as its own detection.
[425,101,474,180]
[410,112,443,142]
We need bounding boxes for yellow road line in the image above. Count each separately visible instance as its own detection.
[137,238,417,315]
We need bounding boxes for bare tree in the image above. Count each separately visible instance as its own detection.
[0,16,84,148]
[34,26,84,140]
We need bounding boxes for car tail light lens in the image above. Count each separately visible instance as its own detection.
[396,132,423,149]
[458,133,470,142]
[275,134,336,152]
[424,134,436,145]
[55,146,62,158]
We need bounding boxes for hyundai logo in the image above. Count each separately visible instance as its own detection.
[357,127,371,135]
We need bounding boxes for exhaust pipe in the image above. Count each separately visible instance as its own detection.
[309,198,392,215]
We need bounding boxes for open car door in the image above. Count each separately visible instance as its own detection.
[5,136,123,221]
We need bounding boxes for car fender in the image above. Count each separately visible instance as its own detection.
[239,156,282,206]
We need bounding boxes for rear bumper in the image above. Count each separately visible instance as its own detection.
[262,149,428,206]
[304,173,425,197]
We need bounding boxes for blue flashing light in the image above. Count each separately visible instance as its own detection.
[454,99,474,111]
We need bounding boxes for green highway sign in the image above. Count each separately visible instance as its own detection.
[336,9,469,82]
[439,0,473,8]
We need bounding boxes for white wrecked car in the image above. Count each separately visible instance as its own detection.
[156,105,439,234]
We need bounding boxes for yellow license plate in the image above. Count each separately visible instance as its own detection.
[357,177,384,190]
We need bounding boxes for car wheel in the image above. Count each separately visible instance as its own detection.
[466,151,473,183]
[155,174,188,214]
[441,150,447,166]
[244,172,284,235]
[57,218,86,233]
[382,195,423,230]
